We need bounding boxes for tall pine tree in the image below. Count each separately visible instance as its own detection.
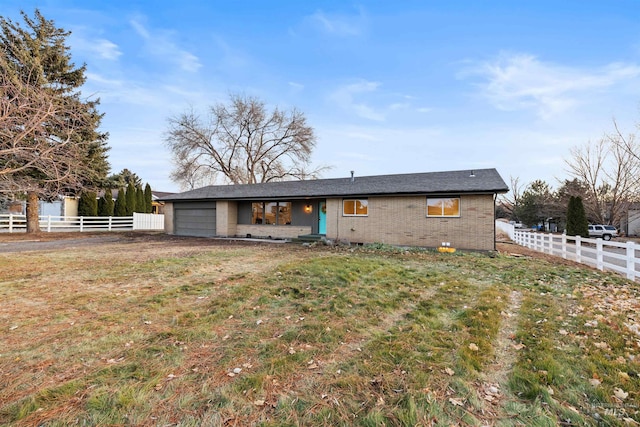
[114,188,126,216]
[125,182,136,216]
[98,189,114,216]
[135,185,144,213]
[566,196,589,237]
[144,183,153,213]
[1,10,109,232]
[77,191,97,216]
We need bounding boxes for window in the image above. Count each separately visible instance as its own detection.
[427,197,460,217]
[343,199,368,216]
[251,202,292,225]
[252,202,264,224]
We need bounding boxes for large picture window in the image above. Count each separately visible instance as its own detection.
[251,202,292,225]
[427,197,460,217]
[343,199,368,216]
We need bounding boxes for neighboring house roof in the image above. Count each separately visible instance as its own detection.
[152,191,176,201]
[161,168,508,202]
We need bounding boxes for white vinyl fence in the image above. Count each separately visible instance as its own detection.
[0,213,164,233]
[497,221,640,282]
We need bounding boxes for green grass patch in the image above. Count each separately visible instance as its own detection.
[1,240,639,425]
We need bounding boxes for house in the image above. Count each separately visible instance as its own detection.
[2,195,79,217]
[160,168,509,251]
[152,191,175,214]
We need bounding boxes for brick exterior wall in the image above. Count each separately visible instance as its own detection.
[236,224,312,239]
[164,202,174,234]
[216,201,237,236]
[326,194,495,251]
[166,194,496,250]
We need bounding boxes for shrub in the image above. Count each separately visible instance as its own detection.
[78,191,98,217]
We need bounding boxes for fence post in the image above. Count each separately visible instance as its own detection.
[9,213,13,233]
[108,216,112,231]
[627,241,636,281]
[576,236,582,263]
[47,215,52,232]
[596,239,603,271]
[80,216,84,232]
[562,234,567,259]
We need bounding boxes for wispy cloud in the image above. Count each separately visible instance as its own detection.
[94,39,122,60]
[69,31,122,61]
[85,72,164,106]
[461,53,640,119]
[129,16,202,72]
[306,8,367,37]
[329,80,385,121]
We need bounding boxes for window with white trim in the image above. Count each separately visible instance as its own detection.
[343,199,368,216]
[427,197,460,217]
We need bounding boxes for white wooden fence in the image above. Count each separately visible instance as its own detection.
[496,221,640,281]
[0,213,164,232]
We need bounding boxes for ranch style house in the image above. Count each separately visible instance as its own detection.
[160,168,508,251]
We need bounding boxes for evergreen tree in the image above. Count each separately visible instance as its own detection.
[125,182,136,216]
[98,195,105,216]
[144,183,153,213]
[98,189,114,216]
[106,169,142,189]
[77,191,97,216]
[574,196,589,238]
[566,196,589,237]
[114,188,126,216]
[1,10,110,232]
[135,186,144,213]
[566,196,578,236]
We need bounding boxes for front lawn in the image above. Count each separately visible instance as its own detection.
[1,235,639,426]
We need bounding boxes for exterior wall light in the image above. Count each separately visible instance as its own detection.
[304,204,313,214]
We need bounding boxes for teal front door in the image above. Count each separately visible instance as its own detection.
[318,201,326,235]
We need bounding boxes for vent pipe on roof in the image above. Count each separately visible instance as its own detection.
[470,170,476,177]
[350,171,355,182]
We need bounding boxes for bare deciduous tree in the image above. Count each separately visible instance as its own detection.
[1,69,93,231]
[497,176,524,220]
[565,130,640,226]
[165,94,327,187]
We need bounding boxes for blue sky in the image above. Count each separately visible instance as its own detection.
[5,1,640,193]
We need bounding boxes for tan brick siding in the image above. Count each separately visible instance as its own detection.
[216,201,237,236]
[236,224,312,239]
[327,195,495,251]
[164,202,174,234]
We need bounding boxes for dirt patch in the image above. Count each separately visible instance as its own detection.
[0,231,293,253]
[474,290,523,420]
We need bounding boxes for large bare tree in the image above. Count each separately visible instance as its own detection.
[497,176,524,220]
[565,131,640,226]
[165,94,325,188]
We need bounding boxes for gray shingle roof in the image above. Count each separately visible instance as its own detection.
[160,168,508,202]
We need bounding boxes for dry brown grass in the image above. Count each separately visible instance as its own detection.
[1,233,639,426]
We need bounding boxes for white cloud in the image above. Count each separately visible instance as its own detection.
[329,80,385,121]
[462,53,640,119]
[69,30,121,61]
[289,81,305,90]
[85,72,163,106]
[94,39,122,60]
[129,17,202,72]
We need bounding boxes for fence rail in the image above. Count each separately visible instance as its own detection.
[497,221,640,282]
[0,213,164,232]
